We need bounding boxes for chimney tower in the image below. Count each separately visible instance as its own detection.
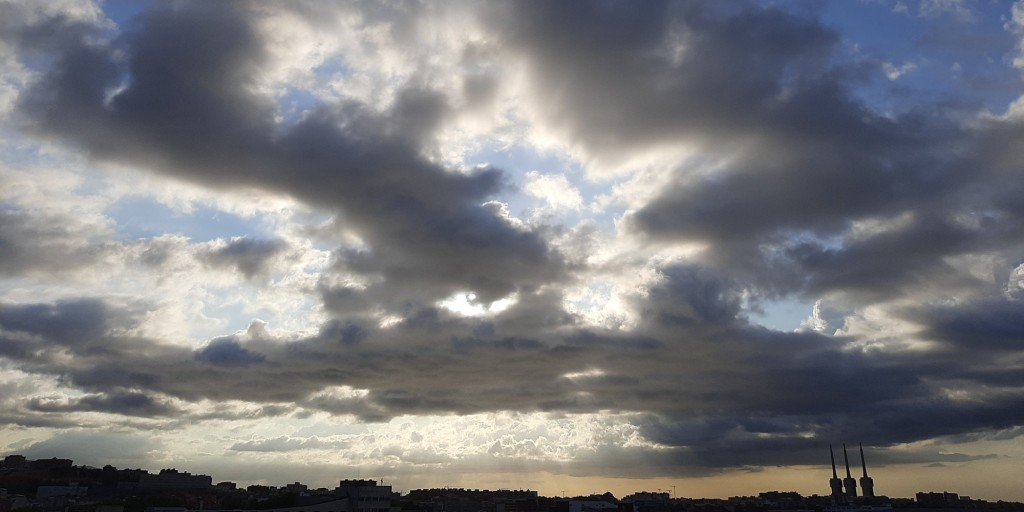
[842,443,858,498]
[859,443,875,498]
[829,445,844,500]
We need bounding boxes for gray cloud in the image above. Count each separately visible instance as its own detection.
[318,319,369,345]
[2,258,1022,473]
[485,0,1024,307]
[15,1,564,305]
[0,211,109,277]
[488,2,836,160]
[0,298,114,347]
[199,237,288,279]
[3,0,1024,482]
[18,430,158,468]
[228,435,351,453]
[195,339,267,367]
[916,295,1024,352]
[27,391,178,417]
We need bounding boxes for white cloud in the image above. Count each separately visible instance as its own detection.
[882,61,918,80]
[437,291,517,317]
[1008,1,1024,71]
[523,171,583,212]
[919,0,974,20]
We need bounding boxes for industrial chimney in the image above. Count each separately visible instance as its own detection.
[842,443,858,498]
[859,443,875,498]
[829,445,845,501]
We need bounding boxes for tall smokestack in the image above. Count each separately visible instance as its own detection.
[829,445,844,501]
[843,443,858,498]
[859,443,875,498]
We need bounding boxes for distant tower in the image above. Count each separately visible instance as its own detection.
[829,445,845,500]
[859,443,875,498]
[842,443,858,498]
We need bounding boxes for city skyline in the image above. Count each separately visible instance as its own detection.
[0,444,900,501]
[2,0,1024,503]
[1,450,1010,506]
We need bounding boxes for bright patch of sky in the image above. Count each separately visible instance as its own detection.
[819,0,1021,114]
[273,87,323,128]
[438,291,518,317]
[106,197,272,242]
[465,145,616,227]
[747,297,816,332]
[98,0,154,28]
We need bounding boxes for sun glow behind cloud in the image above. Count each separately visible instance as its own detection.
[438,292,518,317]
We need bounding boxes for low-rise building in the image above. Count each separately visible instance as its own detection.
[336,480,393,512]
[0,491,31,512]
[569,499,620,512]
[1,457,27,470]
[138,469,212,491]
[37,485,88,499]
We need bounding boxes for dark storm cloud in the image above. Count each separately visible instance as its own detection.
[763,212,1023,301]
[916,296,1024,352]
[639,265,743,327]
[489,1,837,159]
[546,438,998,481]
[0,298,112,343]
[15,1,564,304]
[633,120,968,244]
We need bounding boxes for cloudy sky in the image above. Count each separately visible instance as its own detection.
[2,0,1024,501]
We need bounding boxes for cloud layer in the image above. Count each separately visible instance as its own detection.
[2,0,1024,498]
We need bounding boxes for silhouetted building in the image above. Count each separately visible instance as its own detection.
[916,492,961,506]
[215,481,238,492]
[496,498,542,512]
[247,484,272,496]
[1,489,30,512]
[568,499,620,512]
[138,469,212,491]
[757,491,805,510]
[1,456,27,470]
[36,485,87,500]
[29,458,72,471]
[336,480,392,512]
[286,482,308,495]
[859,443,875,498]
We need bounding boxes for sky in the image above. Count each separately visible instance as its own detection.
[2,0,1024,502]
